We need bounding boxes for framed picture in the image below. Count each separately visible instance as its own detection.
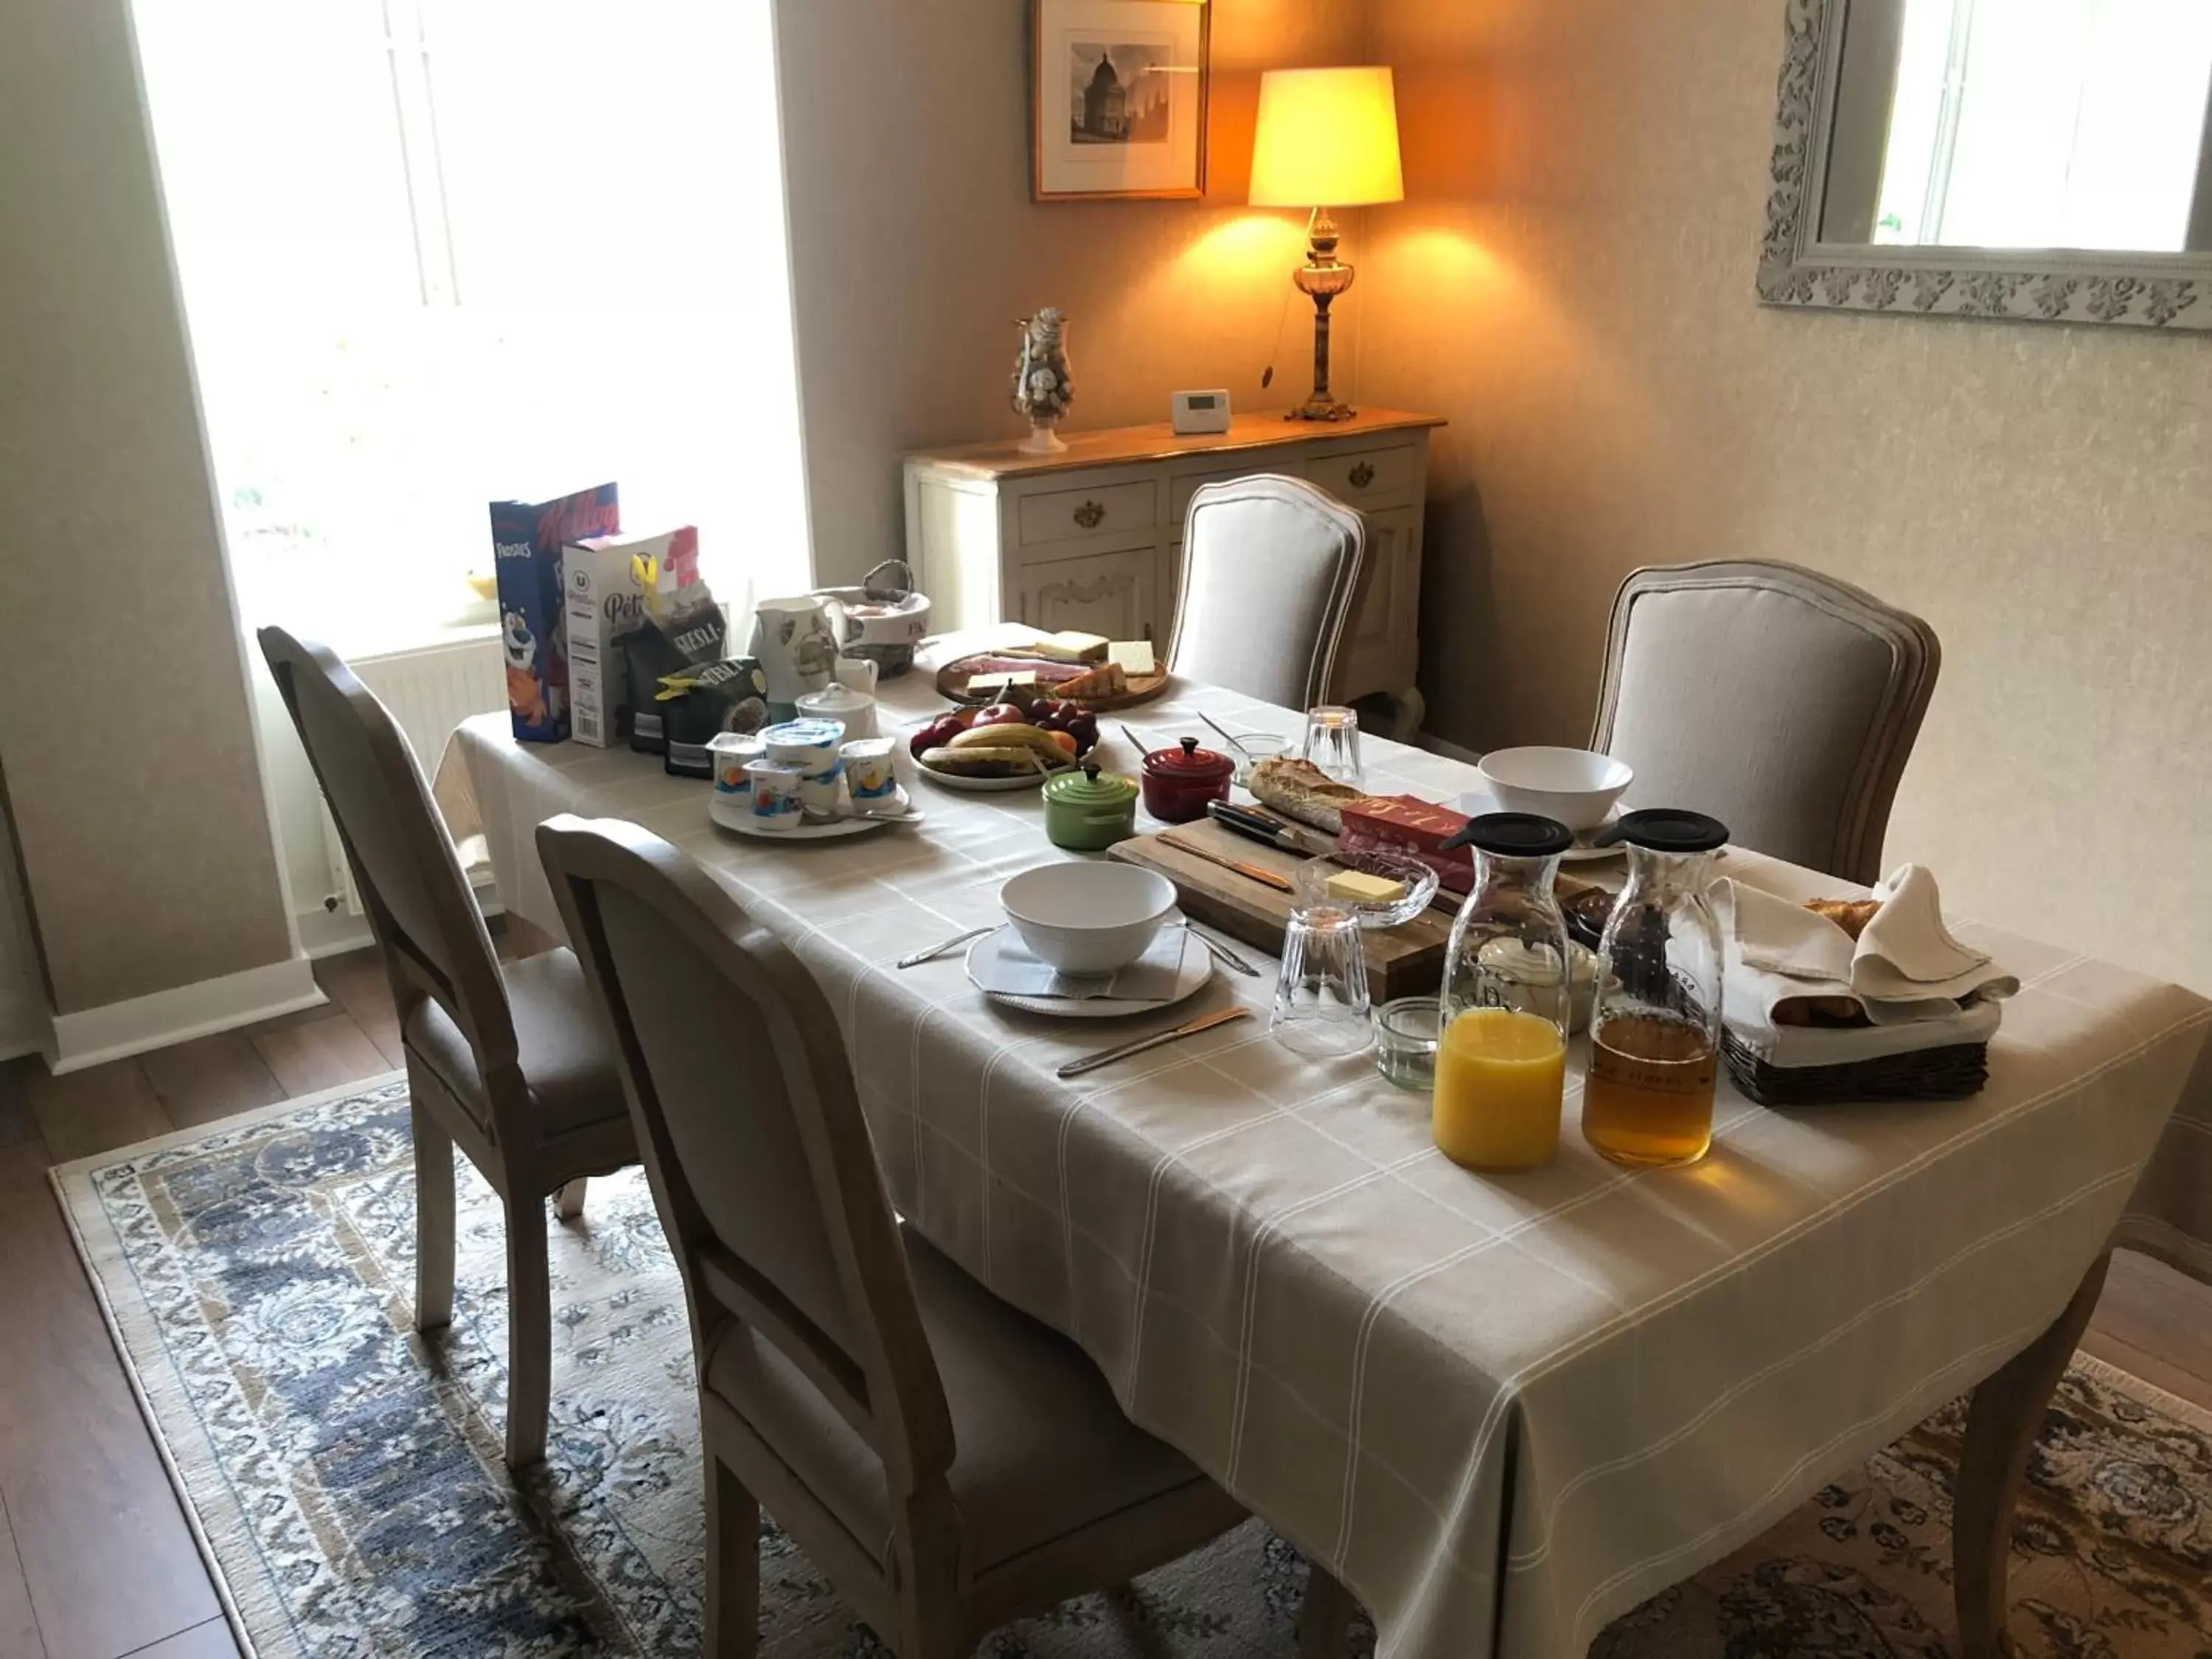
[1031,0,1209,202]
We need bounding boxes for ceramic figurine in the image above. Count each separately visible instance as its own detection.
[1012,308,1073,454]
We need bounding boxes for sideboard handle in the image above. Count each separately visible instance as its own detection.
[1347,462,1376,489]
[1074,500,1106,529]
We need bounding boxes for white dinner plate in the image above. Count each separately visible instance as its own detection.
[913,760,1067,793]
[964,925,1213,1018]
[708,787,925,841]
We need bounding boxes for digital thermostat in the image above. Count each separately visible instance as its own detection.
[1171,389,1232,435]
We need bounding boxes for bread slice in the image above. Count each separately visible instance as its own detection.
[1055,661,1129,701]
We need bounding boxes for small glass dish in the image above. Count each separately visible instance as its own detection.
[1227,733,1291,786]
[1321,851,1440,929]
[1374,995,1441,1091]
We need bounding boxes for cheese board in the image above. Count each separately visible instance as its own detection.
[934,651,1171,711]
[1108,818,1454,1003]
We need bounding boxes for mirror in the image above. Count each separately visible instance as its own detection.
[1759,0,2212,329]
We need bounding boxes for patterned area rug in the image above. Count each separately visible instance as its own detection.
[53,1079,2212,1659]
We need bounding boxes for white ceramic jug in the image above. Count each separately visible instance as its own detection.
[749,595,841,709]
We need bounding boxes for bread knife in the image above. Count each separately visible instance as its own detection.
[1206,801,1335,857]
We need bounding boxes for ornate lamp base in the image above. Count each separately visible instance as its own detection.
[1284,206,1357,422]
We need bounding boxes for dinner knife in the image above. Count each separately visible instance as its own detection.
[1206,801,1335,858]
[1056,1006,1252,1079]
[1157,833,1297,893]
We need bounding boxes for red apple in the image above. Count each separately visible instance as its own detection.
[972,702,1028,728]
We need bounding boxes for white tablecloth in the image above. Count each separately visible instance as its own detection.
[448,640,2211,1659]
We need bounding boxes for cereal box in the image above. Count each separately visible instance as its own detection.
[489,484,619,742]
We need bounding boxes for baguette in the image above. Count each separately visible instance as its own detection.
[1248,756,1366,835]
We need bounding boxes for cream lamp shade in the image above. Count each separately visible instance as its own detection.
[1248,66,1404,208]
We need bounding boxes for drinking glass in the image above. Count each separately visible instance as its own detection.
[1300,705,1365,788]
[1270,865,1372,1057]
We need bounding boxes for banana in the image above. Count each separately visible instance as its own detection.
[921,745,1057,779]
[947,722,1064,759]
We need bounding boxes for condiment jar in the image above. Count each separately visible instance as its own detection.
[1430,813,1575,1172]
[1582,809,1728,1169]
[1043,762,1139,851]
[1139,736,1234,824]
[795,678,877,740]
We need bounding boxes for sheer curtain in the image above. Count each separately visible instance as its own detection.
[132,0,810,653]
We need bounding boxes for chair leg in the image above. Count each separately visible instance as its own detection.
[553,1176,588,1221]
[703,1453,759,1658]
[1297,1564,1357,1659]
[504,1194,553,1468]
[409,1099,456,1332]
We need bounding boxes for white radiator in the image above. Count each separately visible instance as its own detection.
[321,634,507,917]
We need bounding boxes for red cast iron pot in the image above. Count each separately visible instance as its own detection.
[1140,736,1234,823]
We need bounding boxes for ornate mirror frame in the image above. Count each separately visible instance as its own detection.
[1759,0,2212,330]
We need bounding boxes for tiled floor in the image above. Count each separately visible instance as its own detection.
[1,924,2208,1659]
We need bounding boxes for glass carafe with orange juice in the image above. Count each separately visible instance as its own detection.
[1583,810,1729,1168]
[1431,814,1576,1172]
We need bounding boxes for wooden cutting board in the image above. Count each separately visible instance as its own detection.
[1108,818,1455,1002]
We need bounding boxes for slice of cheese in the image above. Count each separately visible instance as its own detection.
[1027,631,1111,664]
[1106,639,1157,676]
[1326,868,1407,904]
[965,670,1038,698]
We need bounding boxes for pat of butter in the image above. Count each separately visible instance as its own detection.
[1107,639,1157,675]
[1326,869,1406,904]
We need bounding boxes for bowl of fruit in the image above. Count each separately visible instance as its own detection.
[907,696,1103,791]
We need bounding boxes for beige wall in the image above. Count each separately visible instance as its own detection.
[774,0,1371,587]
[0,0,295,1011]
[1359,0,2212,992]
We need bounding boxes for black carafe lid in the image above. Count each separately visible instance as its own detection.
[1439,812,1575,858]
[1593,809,1728,853]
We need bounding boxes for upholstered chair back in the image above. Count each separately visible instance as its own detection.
[256,626,519,1096]
[1169,474,1364,711]
[537,815,956,1495]
[1590,561,1941,885]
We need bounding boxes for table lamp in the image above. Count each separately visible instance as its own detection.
[1248,66,1404,422]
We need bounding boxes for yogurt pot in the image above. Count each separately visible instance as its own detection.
[706,731,766,796]
[841,737,899,804]
[761,717,846,772]
[798,765,844,818]
[746,762,806,830]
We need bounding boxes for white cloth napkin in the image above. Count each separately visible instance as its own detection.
[1716,864,2017,1064]
[975,923,1191,1002]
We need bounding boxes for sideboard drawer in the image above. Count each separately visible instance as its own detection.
[1168,465,1271,535]
[1016,479,1157,548]
[1307,443,1418,502]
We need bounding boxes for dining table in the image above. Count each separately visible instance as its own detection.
[445,627,2212,1659]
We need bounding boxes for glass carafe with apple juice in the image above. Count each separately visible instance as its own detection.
[1583,809,1729,1168]
[1432,813,1576,1172]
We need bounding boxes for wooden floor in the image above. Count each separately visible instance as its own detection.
[1,929,2208,1659]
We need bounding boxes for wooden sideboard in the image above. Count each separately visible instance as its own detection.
[902,408,1444,734]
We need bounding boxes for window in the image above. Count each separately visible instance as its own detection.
[1873,0,2212,251]
[133,0,809,652]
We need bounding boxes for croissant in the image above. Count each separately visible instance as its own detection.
[1804,897,1881,940]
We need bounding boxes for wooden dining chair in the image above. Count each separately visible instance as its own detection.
[1589,560,1941,885]
[1168,474,1365,710]
[257,627,636,1468]
[535,813,1249,1658]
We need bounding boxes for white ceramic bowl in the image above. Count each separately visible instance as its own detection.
[1477,746,1634,833]
[1000,863,1176,975]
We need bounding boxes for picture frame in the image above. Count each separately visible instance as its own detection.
[1031,0,1209,203]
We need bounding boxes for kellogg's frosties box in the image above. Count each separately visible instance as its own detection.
[489,483,619,741]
